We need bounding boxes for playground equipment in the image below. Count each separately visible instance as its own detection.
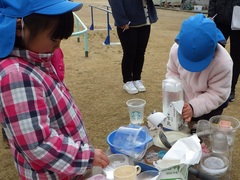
[153,0,181,8]
[71,12,89,57]
[161,0,175,8]
[89,4,119,45]
[180,0,194,10]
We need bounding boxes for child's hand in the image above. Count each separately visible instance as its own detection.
[182,103,193,122]
[92,149,109,168]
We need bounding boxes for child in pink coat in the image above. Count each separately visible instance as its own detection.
[166,14,232,123]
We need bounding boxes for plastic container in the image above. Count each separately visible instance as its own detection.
[209,115,240,146]
[162,77,183,116]
[211,131,229,154]
[106,129,153,156]
[107,126,152,160]
[137,170,159,180]
[200,153,229,177]
[126,99,146,125]
[113,126,151,160]
[103,154,132,180]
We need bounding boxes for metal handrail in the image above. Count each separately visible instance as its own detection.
[71,12,89,57]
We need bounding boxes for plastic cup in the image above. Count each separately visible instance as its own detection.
[209,115,240,146]
[196,120,212,134]
[103,154,131,179]
[113,126,150,160]
[209,115,240,176]
[196,120,212,149]
[211,131,229,154]
[137,170,159,180]
[200,153,229,177]
[126,99,146,125]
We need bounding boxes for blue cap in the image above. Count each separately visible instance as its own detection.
[0,0,83,58]
[175,14,226,72]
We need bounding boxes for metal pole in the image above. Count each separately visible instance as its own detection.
[89,6,94,30]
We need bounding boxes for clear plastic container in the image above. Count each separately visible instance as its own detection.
[113,126,151,160]
[137,170,159,180]
[209,115,240,146]
[126,98,146,125]
[200,153,229,178]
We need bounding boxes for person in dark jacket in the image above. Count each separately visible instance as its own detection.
[109,0,158,94]
[208,0,240,102]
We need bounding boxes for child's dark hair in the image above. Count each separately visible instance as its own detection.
[15,11,74,48]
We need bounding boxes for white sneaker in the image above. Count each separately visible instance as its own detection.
[133,80,146,92]
[123,81,138,94]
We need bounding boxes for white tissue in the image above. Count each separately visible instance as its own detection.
[153,134,202,170]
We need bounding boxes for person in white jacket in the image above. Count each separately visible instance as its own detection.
[166,14,233,123]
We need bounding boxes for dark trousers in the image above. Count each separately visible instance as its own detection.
[216,23,240,94]
[117,25,151,83]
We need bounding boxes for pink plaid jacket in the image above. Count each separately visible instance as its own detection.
[0,49,94,180]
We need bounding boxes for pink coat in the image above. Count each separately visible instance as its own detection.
[52,48,65,82]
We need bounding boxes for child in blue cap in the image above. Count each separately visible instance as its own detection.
[0,0,109,179]
[165,14,233,124]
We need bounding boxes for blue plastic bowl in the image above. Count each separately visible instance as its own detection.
[106,129,153,155]
[107,130,122,154]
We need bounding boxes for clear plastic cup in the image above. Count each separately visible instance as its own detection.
[209,115,240,146]
[211,131,229,154]
[196,119,212,149]
[209,115,240,178]
[126,99,146,125]
[200,153,229,178]
[113,126,151,160]
[103,154,131,180]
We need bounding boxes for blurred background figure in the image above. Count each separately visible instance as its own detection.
[208,0,240,102]
[109,0,158,94]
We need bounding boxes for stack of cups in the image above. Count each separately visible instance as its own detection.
[210,115,240,156]
[199,115,240,179]
[197,119,229,179]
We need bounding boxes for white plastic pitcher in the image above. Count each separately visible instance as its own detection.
[162,77,183,116]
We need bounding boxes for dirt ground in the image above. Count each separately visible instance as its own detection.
[1,0,240,179]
